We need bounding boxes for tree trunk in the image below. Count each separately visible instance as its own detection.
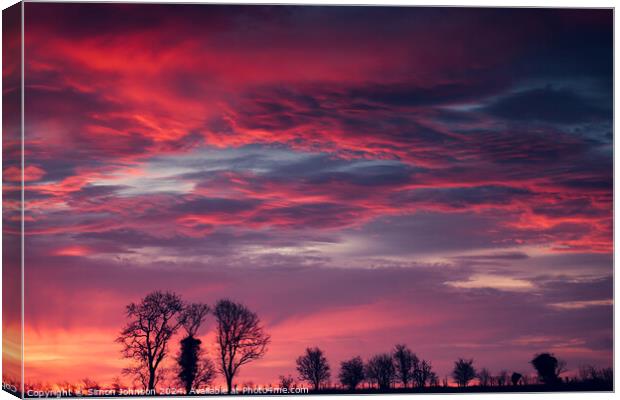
[148,368,156,392]
[226,376,233,394]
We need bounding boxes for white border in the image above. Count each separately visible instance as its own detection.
[0,1,616,400]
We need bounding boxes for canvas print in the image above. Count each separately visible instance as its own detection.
[1,2,614,397]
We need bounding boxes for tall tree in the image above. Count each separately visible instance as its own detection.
[392,344,416,388]
[296,347,331,391]
[116,291,185,391]
[214,299,270,394]
[338,356,365,391]
[452,358,476,387]
[365,353,396,390]
[177,303,212,394]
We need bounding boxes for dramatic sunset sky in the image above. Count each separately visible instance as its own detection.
[15,3,614,388]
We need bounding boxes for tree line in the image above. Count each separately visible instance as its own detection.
[291,345,451,391]
[113,290,611,395]
[10,288,611,396]
[289,346,612,391]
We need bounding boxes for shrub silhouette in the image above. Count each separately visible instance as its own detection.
[511,372,523,386]
[531,353,564,385]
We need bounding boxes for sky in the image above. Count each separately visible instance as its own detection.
[11,3,614,389]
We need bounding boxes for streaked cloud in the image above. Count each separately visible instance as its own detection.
[548,299,613,310]
[445,274,535,291]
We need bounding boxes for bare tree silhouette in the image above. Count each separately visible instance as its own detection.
[414,359,433,388]
[193,358,217,391]
[111,377,122,392]
[557,360,568,378]
[177,303,213,394]
[477,368,491,387]
[365,353,396,390]
[392,344,416,388]
[452,358,476,387]
[531,353,565,385]
[81,378,100,394]
[56,381,78,394]
[496,369,509,386]
[338,356,365,390]
[521,375,531,385]
[578,365,613,385]
[214,299,270,394]
[116,291,185,391]
[181,303,210,337]
[278,375,295,391]
[428,372,439,387]
[296,347,331,391]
